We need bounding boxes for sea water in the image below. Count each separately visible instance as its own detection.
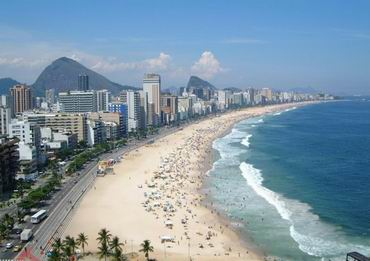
[205,98,370,260]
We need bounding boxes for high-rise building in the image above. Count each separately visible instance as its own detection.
[0,136,19,197]
[45,89,55,104]
[96,89,111,112]
[108,102,128,136]
[138,90,147,130]
[78,74,89,91]
[120,91,140,132]
[261,88,273,102]
[143,73,161,126]
[59,91,97,112]
[248,88,256,105]
[10,84,33,115]
[0,95,11,107]
[178,96,193,120]
[0,106,11,136]
[161,94,178,124]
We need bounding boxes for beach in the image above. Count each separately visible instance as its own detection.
[64,102,311,261]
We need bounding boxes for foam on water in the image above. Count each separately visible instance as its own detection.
[241,134,252,148]
[239,161,370,259]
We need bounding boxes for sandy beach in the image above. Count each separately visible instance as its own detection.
[64,102,312,261]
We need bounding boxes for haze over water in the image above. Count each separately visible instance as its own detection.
[206,99,370,260]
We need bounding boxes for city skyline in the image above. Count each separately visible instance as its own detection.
[0,1,369,95]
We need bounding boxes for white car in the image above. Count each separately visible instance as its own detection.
[6,242,14,249]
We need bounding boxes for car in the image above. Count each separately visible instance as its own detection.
[6,242,14,249]
[13,228,22,234]
[13,245,22,252]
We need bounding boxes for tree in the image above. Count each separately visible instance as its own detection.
[3,214,14,229]
[0,223,8,241]
[49,238,64,261]
[139,240,154,261]
[76,232,88,255]
[110,236,124,260]
[97,228,112,246]
[97,229,112,261]
[16,210,24,223]
[97,241,110,261]
[63,236,77,259]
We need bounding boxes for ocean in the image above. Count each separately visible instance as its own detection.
[205,99,370,260]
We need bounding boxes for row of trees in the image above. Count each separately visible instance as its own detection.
[48,229,154,261]
[18,173,61,210]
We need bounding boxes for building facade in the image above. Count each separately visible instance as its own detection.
[143,73,161,126]
[78,74,89,91]
[0,106,11,136]
[120,91,140,132]
[59,91,97,113]
[96,89,111,112]
[0,137,19,197]
[10,84,32,115]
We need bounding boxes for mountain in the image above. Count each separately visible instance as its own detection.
[162,86,180,95]
[32,57,137,96]
[186,76,217,90]
[0,77,20,95]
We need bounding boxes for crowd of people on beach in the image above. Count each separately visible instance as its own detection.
[137,112,261,259]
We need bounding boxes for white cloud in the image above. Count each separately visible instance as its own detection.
[145,52,171,70]
[191,51,224,79]
[68,51,172,73]
[0,56,47,68]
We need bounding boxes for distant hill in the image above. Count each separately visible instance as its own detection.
[0,77,20,95]
[186,76,216,90]
[32,57,137,96]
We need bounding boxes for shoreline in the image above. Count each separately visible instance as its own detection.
[64,102,316,261]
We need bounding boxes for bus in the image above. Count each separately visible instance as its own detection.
[31,209,48,224]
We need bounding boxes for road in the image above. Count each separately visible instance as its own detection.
[9,125,184,260]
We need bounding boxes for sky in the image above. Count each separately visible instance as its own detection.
[0,0,369,95]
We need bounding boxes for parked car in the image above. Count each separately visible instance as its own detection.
[13,245,22,252]
[6,242,14,249]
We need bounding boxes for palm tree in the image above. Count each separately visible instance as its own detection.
[63,236,77,258]
[97,228,112,246]
[16,210,24,223]
[110,236,124,252]
[50,238,63,261]
[97,229,112,261]
[139,240,154,261]
[76,233,88,255]
[111,247,123,261]
[110,236,124,260]
[97,241,110,261]
[3,214,14,229]
[0,223,8,241]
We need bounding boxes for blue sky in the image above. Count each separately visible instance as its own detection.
[0,0,369,94]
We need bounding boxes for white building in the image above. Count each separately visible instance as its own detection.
[120,91,140,132]
[178,96,193,120]
[0,106,11,136]
[96,89,111,112]
[59,90,97,112]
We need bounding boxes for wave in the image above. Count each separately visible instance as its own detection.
[241,134,252,148]
[273,107,297,116]
[239,162,369,259]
